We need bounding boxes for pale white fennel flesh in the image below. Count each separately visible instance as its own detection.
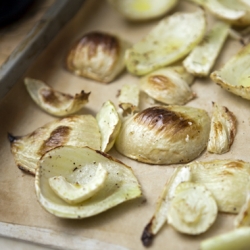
[24,78,90,117]
[118,84,140,116]
[141,166,191,246]
[183,21,230,77]
[210,42,250,101]
[142,159,250,245]
[166,65,195,86]
[8,115,101,175]
[108,0,178,21]
[207,102,237,154]
[140,66,195,105]
[125,9,206,75]
[189,0,250,26]
[115,105,210,165]
[48,164,108,205]
[200,227,250,250]
[189,160,250,213]
[240,0,250,7]
[234,191,250,228]
[96,100,121,152]
[167,182,218,235]
[35,146,142,218]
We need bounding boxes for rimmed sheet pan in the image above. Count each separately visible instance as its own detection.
[0,0,249,249]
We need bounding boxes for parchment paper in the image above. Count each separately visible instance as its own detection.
[0,0,250,249]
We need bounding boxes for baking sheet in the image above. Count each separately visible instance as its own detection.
[0,0,85,100]
[0,0,250,249]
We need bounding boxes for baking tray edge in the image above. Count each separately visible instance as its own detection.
[0,0,86,101]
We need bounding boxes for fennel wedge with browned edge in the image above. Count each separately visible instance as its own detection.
[115,105,210,165]
[8,115,101,175]
[66,31,130,83]
[24,78,90,117]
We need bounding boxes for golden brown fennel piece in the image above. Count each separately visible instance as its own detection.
[24,78,90,117]
[115,105,210,165]
[8,115,101,175]
[140,66,195,105]
[208,102,237,154]
[66,31,130,83]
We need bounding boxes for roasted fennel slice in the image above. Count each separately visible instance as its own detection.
[66,31,131,83]
[200,227,250,250]
[234,191,250,227]
[167,182,218,235]
[24,78,90,116]
[8,115,101,175]
[108,0,178,21]
[140,66,195,105]
[118,84,140,116]
[48,164,108,205]
[35,146,142,218]
[125,9,206,75]
[210,42,250,101]
[189,0,250,26]
[183,21,230,77]
[189,160,250,213]
[115,105,210,165]
[96,100,121,152]
[240,0,250,7]
[207,102,237,154]
[141,166,191,246]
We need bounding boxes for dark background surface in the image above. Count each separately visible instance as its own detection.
[0,0,36,26]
